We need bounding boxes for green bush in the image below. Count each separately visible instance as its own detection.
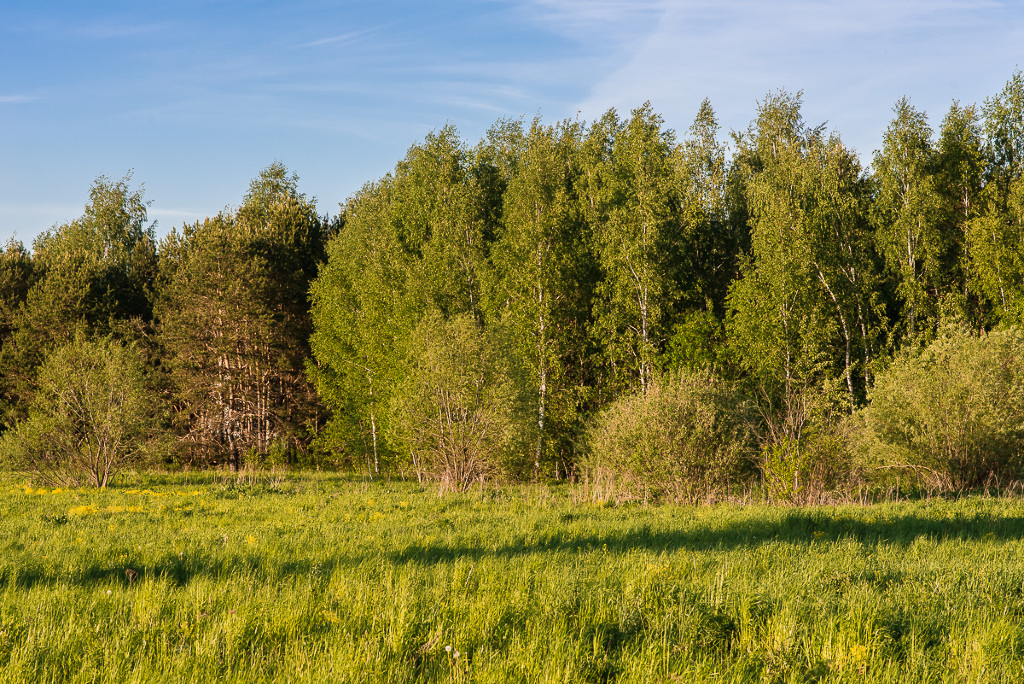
[758,431,851,504]
[751,382,854,504]
[586,369,754,502]
[390,312,524,490]
[0,334,158,487]
[853,327,1024,491]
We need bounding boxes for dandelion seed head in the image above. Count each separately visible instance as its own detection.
[445,645,452,653]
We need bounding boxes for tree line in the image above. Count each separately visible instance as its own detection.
[2,73,1024,496]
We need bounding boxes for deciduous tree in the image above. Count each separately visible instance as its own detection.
[871,98,947,338]
[1,335,156,488]
[0,174,156,428]
[484,117,595,477]
[309,128,492,473]
[728,91,875,411]
[582,104,683,395]
[967,72,1024,323]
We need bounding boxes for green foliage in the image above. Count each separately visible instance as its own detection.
[390,313,523,489]
[758,431,850,504]
[0,240,34,335]
[727,91,876,411]
[483,117,597,477]
[1,335,157,487]
[967,174,1024,324]
[156,165,325,468]
[583,104,683,394]
[854,327,1024,490]
[390,125,489,319]
[12,78,1024,498]
[0,174,157,430]
[662,309,729,374]
[308,179,404,471]
[27,172,156,337]
[871,98,952,339]
[966,72,1024,325]
[759,438,811,504]
[981,70,1024,185]
[935,103,984,238]
[309,127,492,475]
[586,369,754,502]
[748,378,855,504]
[675,99,736,314]
[0,240,36,430]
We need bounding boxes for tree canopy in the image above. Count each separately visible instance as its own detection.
[5,72,1024,494]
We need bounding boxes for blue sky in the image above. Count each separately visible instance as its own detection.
[2,0,1022,245]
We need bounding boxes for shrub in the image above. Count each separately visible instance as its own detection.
[0,335,158,487]
[754,382,853,504]
[854,327,1024,491]
[586,369,754,502]
[389,313,523,490]
[758,431,851,504]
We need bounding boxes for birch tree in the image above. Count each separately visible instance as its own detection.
[310,127,494,473]
[871,98,945,338]
[728,91,876,412]
[967,71,1024,323]
[484,117,595,477]
[583,103,682,395]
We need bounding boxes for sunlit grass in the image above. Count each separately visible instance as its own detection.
[2,471,1024,682]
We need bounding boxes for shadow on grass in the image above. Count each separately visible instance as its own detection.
[387,508,1024,565]
[6,506,1024,588]
[0,551,366,590]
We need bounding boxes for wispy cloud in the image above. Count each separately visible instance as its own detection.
[3,0,1019,245]
[150,207,207,219]
[299,26,384,48]
[525,0,665,32]
[562,0,1023,159]
[517,0,667,65]
[75,21,165,39]
[14,16,170,40]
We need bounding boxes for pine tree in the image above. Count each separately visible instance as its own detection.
[156,164,326,468]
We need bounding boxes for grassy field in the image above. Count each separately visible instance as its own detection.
[3,471,1024,682]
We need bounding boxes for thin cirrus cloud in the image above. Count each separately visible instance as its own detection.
[0,95,39,104]
[549,0,1021,160]
[73,21,166,39]
[298,26,387,49]
[2,0,1022,246]
[524,0,664,35]
[9,14,168,42]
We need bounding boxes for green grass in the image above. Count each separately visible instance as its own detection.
[3,471,1024,682]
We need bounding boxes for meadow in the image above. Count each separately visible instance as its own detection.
[3,472,1024,683]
